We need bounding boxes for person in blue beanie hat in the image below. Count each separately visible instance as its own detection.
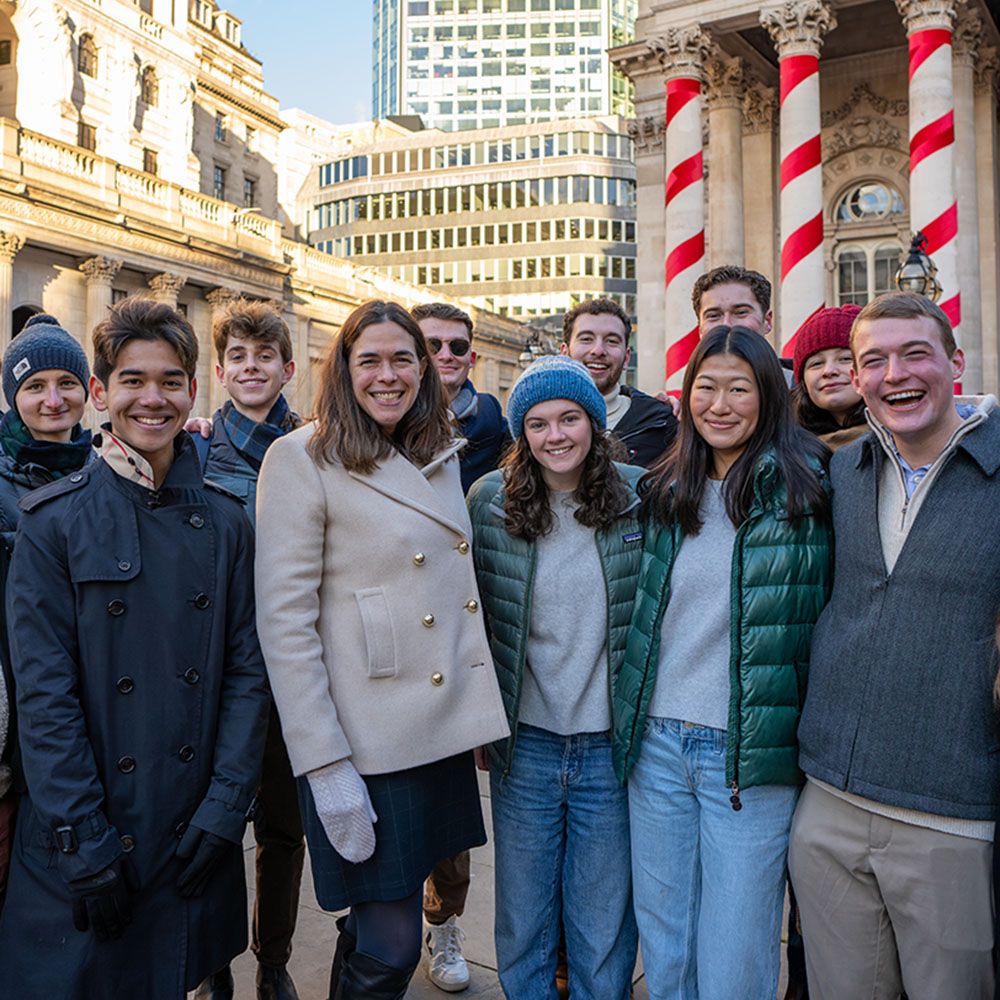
[466,352,643,1000]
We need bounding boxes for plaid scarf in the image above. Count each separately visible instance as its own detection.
[0,409,92,478]
[222,395,299,469]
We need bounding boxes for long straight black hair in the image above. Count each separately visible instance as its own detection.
[642,325,830,534]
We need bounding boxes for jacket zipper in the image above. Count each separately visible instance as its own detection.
[503,542,537,782]
[727,516,753,810]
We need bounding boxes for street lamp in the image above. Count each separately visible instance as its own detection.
[517,330,550,369]
[894,231,942,302]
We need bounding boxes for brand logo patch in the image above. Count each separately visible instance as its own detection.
[622,531,643,543]
[12,358,30,381]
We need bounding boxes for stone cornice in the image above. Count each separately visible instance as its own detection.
[761,0,837,59]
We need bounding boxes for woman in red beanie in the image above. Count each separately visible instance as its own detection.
[792,305,867,451]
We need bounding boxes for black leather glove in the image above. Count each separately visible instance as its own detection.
[69,856,139,942]
[175,825,230,898]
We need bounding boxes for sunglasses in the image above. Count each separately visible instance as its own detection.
[427,337,471,357]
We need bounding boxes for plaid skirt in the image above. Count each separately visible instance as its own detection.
[299,750,486,911]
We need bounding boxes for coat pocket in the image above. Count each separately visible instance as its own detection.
[355,587,397,679]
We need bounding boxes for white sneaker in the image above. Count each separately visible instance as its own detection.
[424,915,470,992]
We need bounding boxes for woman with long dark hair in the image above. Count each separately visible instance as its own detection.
[615,326,833,1000]
[792,305,867,451]
[254,300,509,1000]
[467,356,643,1000]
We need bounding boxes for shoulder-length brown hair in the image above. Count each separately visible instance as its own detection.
[501,416,629,542]
[309,300,453,472]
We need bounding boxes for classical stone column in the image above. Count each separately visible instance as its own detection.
[649,25,710,393]
[742,83,780,348]
[204,286,240,416]
[975,47,999,394]
[894,0,962,350]
[0,232,24,356]
[705,51,746,269]
[762,0,837,356]
[147,272,186,307]
[79,257,122,362]
[951,9,982,390]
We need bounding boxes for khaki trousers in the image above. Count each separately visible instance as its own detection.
[788,780,994,1000]
[423,850,471,924]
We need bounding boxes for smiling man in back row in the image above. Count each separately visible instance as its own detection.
[789,291,999,999]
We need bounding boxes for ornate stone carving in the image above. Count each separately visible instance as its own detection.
[0,231,25,263]
[628,115,666,151]
[975,46,999,95]
[821,83,908,127]
[893,0,963,34]
[646,24,711,80]
[205,286,240,311]
[823,116,905,158]
[79,256,122,284]
[705,50,745,109]
[147,272,186,298]
[743,81,778,134]
[952,6,981,63]
[760,0,837,58]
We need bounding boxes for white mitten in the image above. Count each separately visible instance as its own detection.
[306,759,378,863]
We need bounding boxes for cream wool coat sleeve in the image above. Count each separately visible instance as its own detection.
[255,423,509,778]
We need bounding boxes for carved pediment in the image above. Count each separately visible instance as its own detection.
[822,83,908,128]
[823,115,905,158]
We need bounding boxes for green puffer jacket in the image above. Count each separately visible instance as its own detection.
[467,462,646,778]
[614,452,832,793]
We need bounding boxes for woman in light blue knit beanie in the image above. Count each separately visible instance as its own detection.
[465,352,644,1000]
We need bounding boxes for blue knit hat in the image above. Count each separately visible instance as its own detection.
[3,314,90,414]
[507,355,606,439]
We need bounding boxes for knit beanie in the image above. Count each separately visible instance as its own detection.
[507,355,606,439]
[792,304,862,384]
[3,314,90,414]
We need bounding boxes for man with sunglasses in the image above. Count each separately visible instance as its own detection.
[412,302,510,495]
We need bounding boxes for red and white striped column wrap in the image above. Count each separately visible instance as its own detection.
[664,70,705,392]
[896,0,961,338]
[762,1,836,359]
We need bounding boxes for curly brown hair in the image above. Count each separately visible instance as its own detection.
[500,419,629,542]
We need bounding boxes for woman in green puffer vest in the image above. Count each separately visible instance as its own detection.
[617,326,832,1000]
[467,356,644,1000]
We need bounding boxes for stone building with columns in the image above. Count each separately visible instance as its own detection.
[612,0,1000,395]
[0,0,529,421]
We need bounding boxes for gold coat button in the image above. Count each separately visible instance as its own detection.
[422,614,435,627]
[431,672,444,686]
[457,540,470,554]
[465,599,478,612]
[413,552,425,565]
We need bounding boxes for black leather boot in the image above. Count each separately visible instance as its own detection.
[257,963,300,1000]
[340,951,416,1000]
[329,914,357,1000]
[193,965,234,1000]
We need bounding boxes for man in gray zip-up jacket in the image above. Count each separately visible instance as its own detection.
[789,292,998,1000]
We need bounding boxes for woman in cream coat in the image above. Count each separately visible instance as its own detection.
[255,299,509,1000]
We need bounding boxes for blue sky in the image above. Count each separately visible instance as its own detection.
[227,1,374,124]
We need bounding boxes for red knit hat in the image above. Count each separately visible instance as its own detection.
[792,304,862,384]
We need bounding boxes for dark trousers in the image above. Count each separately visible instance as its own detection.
[423,850,471,924]
[252,700,306,968]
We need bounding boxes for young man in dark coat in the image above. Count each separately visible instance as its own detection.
[0,297,269,1000]
[560,298,677,468]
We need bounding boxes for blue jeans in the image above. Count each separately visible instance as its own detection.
[490,724,637,1000]
[628,718,799,1000]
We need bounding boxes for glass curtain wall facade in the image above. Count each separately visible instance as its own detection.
[372,0,636,131]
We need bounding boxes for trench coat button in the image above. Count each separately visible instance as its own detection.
[457,540,470,554]
[117,560,131,572]
[174,822,187,839]
[189,513,204,529]
[117,755,136,774]
[431,672,444,686]
[178,745,195,763]
[70,473,83,483]
[413,552,425,565]
[107,599,125,616]
[120,835,135,853]
[116,676,134,694]
[184,667,200,685]
[422,614,435,627]
[465,599,478,612]
[194,593,211,610]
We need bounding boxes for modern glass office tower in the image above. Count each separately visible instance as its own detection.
[372,0,636,132]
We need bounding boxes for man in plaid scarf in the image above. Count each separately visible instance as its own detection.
[196,300,303,1000]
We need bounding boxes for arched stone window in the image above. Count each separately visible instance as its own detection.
[140,66,158,106]
[78,33,98,77]
[835,182,904,224]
